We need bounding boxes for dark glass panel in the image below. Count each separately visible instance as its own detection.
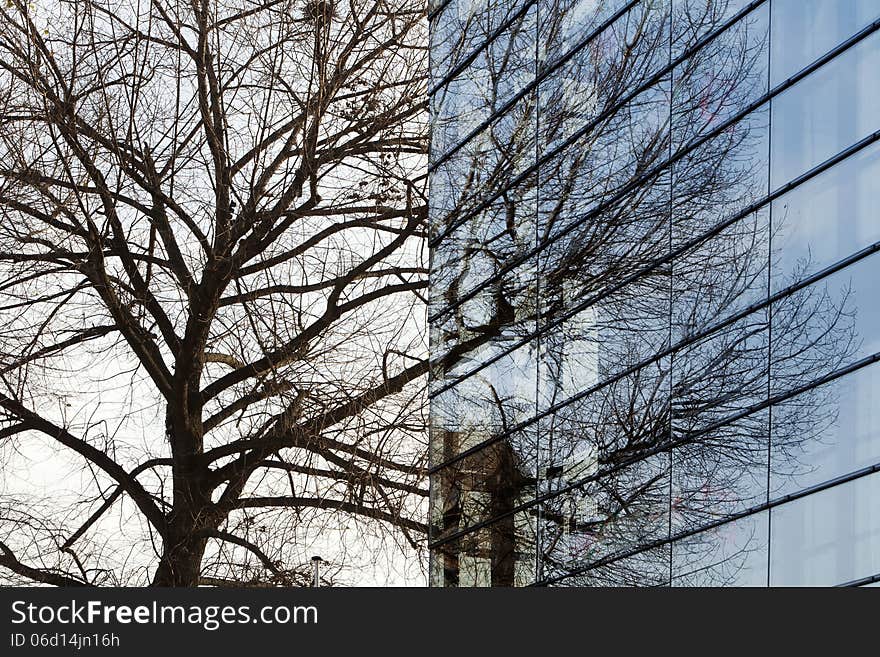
[430,340,538,464]
[429,488,538,586]
[429,526,538,587]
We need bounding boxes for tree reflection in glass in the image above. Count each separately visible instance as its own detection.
[429,0,874,586]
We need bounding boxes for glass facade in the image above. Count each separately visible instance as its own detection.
[427,0,880,586]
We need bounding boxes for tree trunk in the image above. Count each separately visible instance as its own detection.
[151,534,209,586]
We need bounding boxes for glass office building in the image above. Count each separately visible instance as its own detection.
[427,0,880,586]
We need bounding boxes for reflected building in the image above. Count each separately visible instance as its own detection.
[428,0,880,586]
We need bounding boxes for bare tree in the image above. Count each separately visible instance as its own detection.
[0,0,430,586]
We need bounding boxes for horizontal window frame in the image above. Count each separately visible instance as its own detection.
[838,572,880,588]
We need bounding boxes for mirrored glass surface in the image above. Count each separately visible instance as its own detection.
[671,108,770,247]
[430,339,538,460]
[672,411,769,534]
[771,29,880,188]
[672,1,769,142]
[770,252,880,397]
[673,511,769,586]
[430,0,535,88]
[770,473,880,586]
[538,78,671,231]
[428,0,880,588]
[429,95,537,236]
[672,0,757,58]
[537,358,672,480]
[770,0,880,86]
[547,546,671,587]
[538,274,672,399]
[431,5,537,159]
[429,178,538,338]
[672,208,770,343]
[538,454,671,582]
[771,142,880,294]
[672,308,770,433]
[430,510,539,586]
[771,362,880,498]
[538,0,637,70]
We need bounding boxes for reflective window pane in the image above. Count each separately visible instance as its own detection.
[548,547,671,587]
[673,208,770,343]
[672,2,769,141]
[771,252,880,397]
[429,95,537,233]
[430,340,538,461]
[430,0,534,87]
[672,411,769,534]
[540,0,638,70]
[673,512,769,587]
[671,109,770,254]
[770,473,880,586]
[431,5,537,159]
[538,454,671,582]
[771,0,880,86]
[771,362,880,498]
[430,512,538,587]
[672,0,756,57]
[538,359,672,470]
[771,142,880,293]
[771,29,880,188]
[673,309,769,432]
[429,0,880,588]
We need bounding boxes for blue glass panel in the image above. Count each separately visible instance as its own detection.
[771,252,880,397]
[673,512,769,586]
[770,473,880,586]
[771,362,880,497]
[771,0,880,86]
[771,30,880,188]
[771,142,880,294]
